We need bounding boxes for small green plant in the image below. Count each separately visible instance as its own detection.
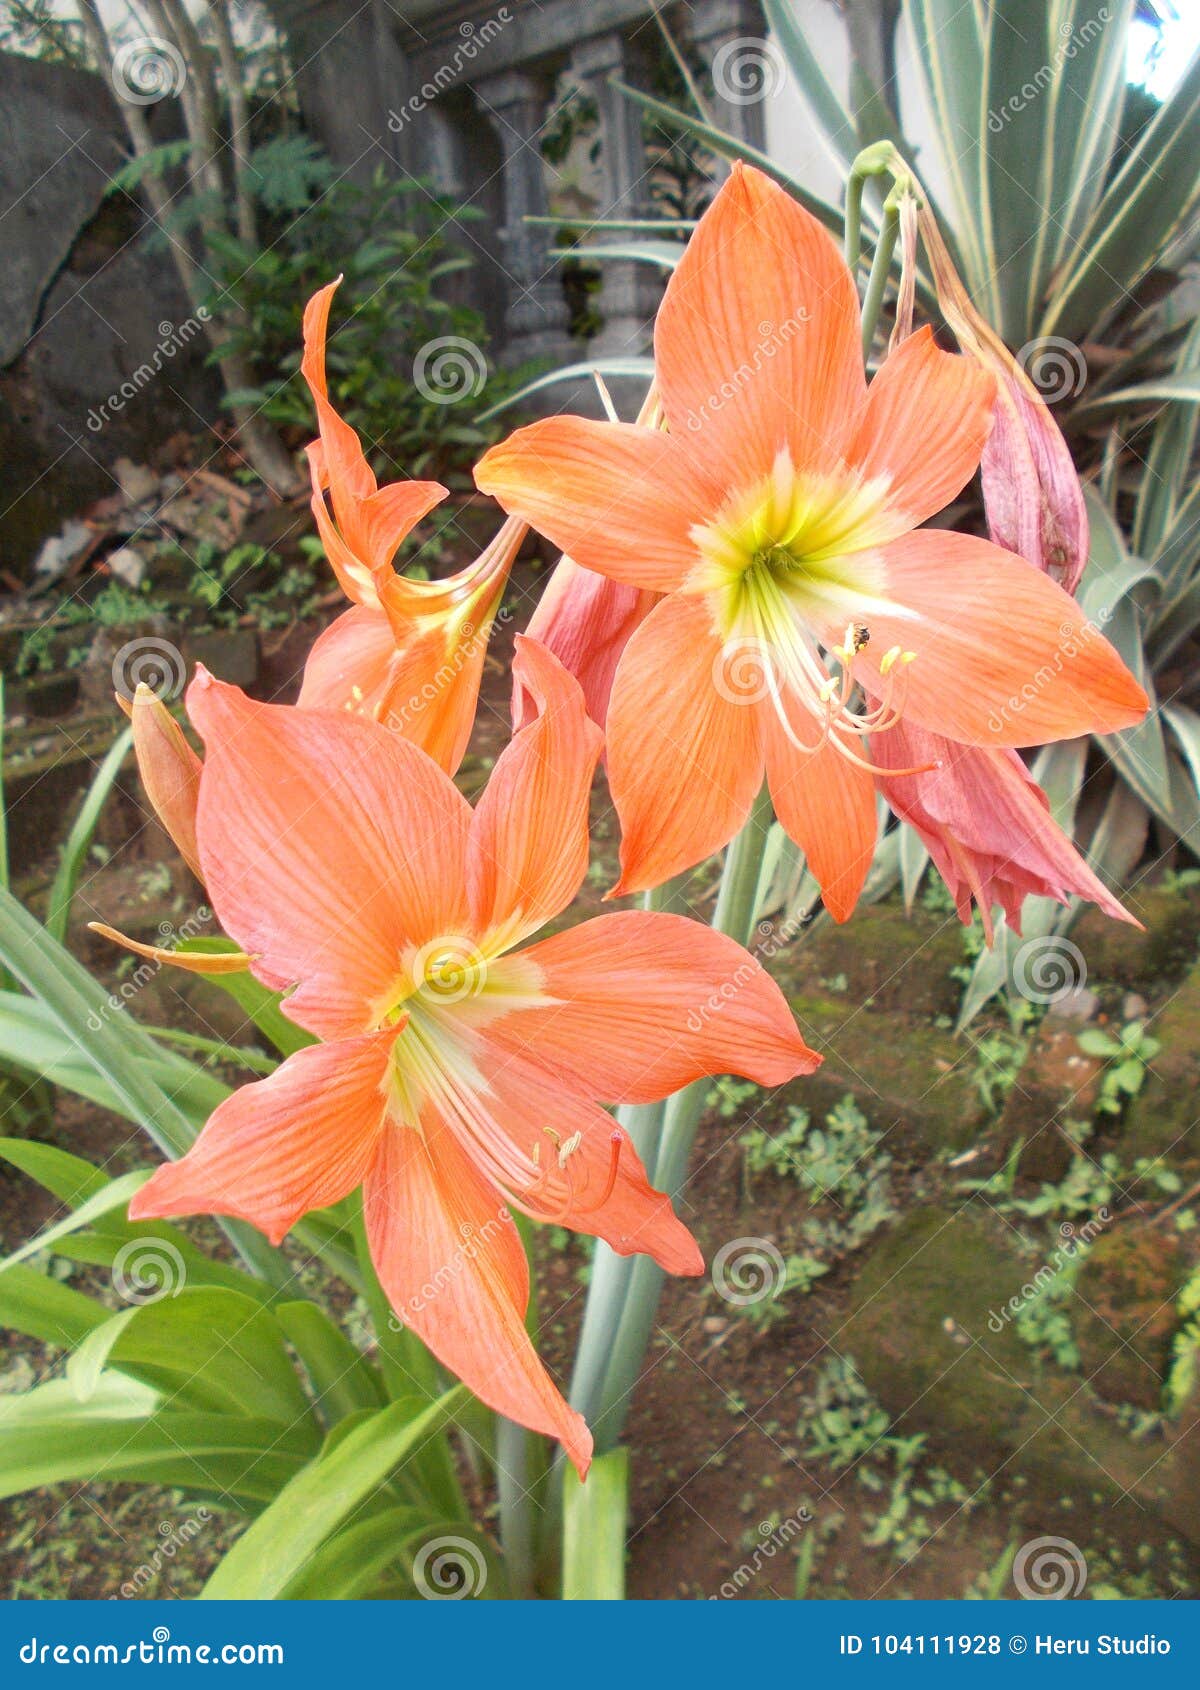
[1077,1021,1161,1117]
[740,1095,895,1257]
[1164,1263,1200,1418]
[738,1254,830,1331]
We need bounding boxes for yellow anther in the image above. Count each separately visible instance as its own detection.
[880,644,903,675]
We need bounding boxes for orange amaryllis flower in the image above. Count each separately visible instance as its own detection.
[299,279,524,774]
[513,556,657,732]
[475,164,1146,919]
[871,716,1134,942]
[126,638,818,1474]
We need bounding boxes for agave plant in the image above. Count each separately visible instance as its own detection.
[530,0,1200,1019]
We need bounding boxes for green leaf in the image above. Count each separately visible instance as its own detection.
[175,938,315,1057]
[1079,370,1200,412]
[275,1300,385,1425]
[563,1446,627,1599]
[0,1135,113,1207]
[0,1406,315,1504]
[46,726,132,943]
[0,1170,150,1272]
[200,1388,468,1599]
[67,1289,314,1423]
[278,1506,425,1599]
[903,0,987,284]
[0,1263,110,1349]
[763,0,859,168]
[477,358,654,421]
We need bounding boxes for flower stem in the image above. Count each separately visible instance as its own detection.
[859,197,899,357]
[585,787,776,1451]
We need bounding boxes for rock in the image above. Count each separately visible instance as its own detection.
[1123,992,1149,1021]
[998,1019,1104,1182]
[1121,959,1200,1169]
[33,518,91,579]
[785,997,988,1156]
[105,546,146,588]
[1051,985,1099,1023]
[1074,1229,1183,1410]
[183,629,259,691]
[771,902,964,1020]
[1073,884,1200,989]
[114,458,161,507]
[841,1207,1199,1538]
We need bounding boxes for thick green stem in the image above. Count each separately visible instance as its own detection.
[860,199,899,356]
[496,1419,539,1598]
[587,788,776,1451]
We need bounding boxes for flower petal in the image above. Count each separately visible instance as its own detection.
[475,419,708,592]
[87,922,252,974]
[852,530,1148,747]
[490,910,819,1103]
[762,713,878,923]
[606,597,764,895]
[655,162,866,487]
[189,672,472,1038]
[126,684,203,880]
[847,326,996,530]
[129,1029,398,1245]
[468,637,603,946]
[298,603,402,716]
[365,1115,593,1477]
[438,1041,703,1278]
[872,719,1135,936]
[513,556,659,732]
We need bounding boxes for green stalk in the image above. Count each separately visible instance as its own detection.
[859,198,899,357]
[589,787,775,1451]
[496,1418,543,1598]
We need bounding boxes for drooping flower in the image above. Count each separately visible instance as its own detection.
[117,684,203,880]
[513,556,657,732]
[123,639,819,1474]
[298,279,525,774]
[870,715,1134,940]
[918,207,1089,593]
[475,164,1146,919]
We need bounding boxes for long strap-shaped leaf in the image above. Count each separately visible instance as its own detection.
[200,1387,468,1599]
[562,1447,628,1599]
[46,725,133,943]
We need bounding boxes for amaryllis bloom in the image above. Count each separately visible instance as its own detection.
[475,164,1146,920]
[871,716,1133,941]
[124,639,818,1474]
[513,555,657,732]
[918,208,1089,593]
[299,279,524,774]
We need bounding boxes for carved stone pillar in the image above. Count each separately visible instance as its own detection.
[474,70,573,367]
[570,32,661,355]
[689,0,772,175]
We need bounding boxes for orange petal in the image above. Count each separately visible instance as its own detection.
[847,326,996,530]
[762,715,878,924]
[127,684,203,880]
[513,556,659,733]
[854,530,1148,748]
[492,910,820,1103]
[187,671,472,1039]
[365,1115,593,1478]
[468,637,603,946]
[475,418,708,592]
[87,922,252,974]
[439,1042,703,1278]
[298,602,403,716]
[655,162,867,488]
[301,281,379,540]
[130,1028,398,1244]
[606,597,764,896]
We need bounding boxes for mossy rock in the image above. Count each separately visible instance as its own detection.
[841,1207,1194,1532]
[1120,963,1200,1168]
[998,1021,1103,1183]
[772,902,964,1019]
[785,1004,988,1155]
[1073,885,1200,989]
[1073,1229,1183,1410]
